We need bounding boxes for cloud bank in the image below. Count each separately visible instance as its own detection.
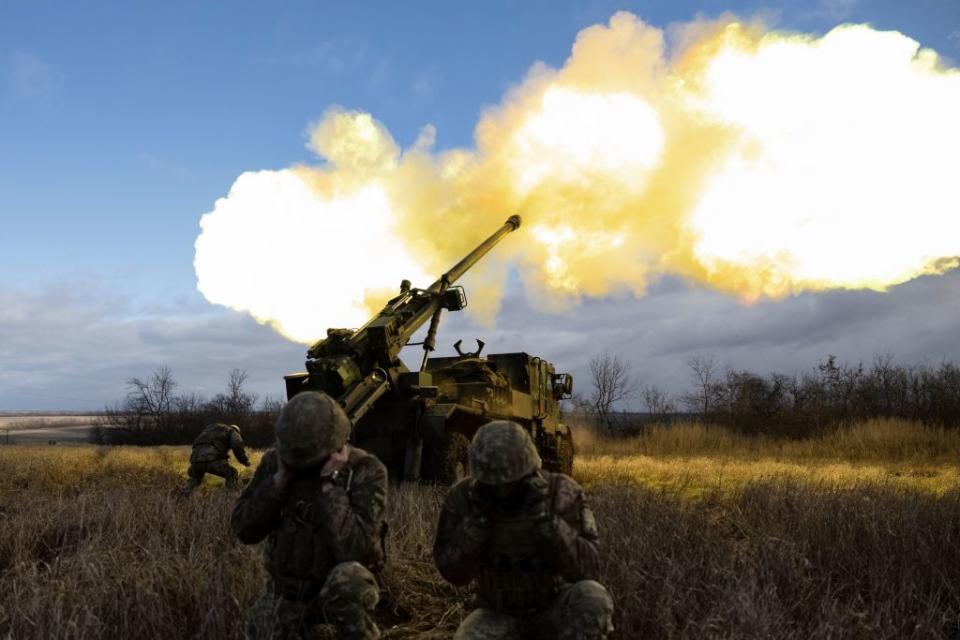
[196,13,960,345]
[4,268,959,410]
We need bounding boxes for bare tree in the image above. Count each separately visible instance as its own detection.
[685,353,718,419]
[125,365,178,431]
[94,366,279,446]
[642,384,675,421]
[589,352,637,433]
[207,368,258,420]
[226,368,257,414]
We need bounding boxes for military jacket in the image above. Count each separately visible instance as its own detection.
[232,447,387,596]
[433,470,600,613]
[190,423,249,465]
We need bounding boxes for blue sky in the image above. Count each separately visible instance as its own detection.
[1,1,959,409]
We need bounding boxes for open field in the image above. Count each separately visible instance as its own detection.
[0,415,103,427]
[1,420,958,638]
[573,419,960,495]
[0,415,103,445]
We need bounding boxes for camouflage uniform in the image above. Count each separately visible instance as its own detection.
[434,421,614,640]
[232,392,387,640]
[182,423,249,493]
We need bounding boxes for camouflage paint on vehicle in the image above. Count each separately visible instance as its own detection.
[282,216,575,482]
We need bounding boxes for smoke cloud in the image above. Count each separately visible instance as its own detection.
[195,13,960,344]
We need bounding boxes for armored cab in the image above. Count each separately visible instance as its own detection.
[282,215,576,483]
[317,346,574,484]
[419,347,575,481]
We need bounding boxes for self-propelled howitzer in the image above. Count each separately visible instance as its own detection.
[284,214,575,482]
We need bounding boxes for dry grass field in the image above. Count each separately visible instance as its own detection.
[1,420,958,639]
[573,419,960,495]
[0,415,103,445]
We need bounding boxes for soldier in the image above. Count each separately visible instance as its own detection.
[434,420,614,640]
[232,391,387,640]
[182,422,250,494]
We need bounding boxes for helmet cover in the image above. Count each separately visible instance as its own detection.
[275,391,351,469]
[469,420,541,485]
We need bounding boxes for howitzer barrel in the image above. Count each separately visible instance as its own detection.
[427,215,521,293]
[419,215,521,371]
[294,213,524,423]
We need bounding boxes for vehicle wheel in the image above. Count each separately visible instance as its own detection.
[423,432,470,484]
[558,428,574,476]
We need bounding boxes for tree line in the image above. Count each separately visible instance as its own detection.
[575,352,960,437]
[98,351,960,447]
[91,367,281,447]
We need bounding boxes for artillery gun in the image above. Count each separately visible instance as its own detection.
[283,216,575,482]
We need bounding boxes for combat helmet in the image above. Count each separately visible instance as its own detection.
[469,420,541,485]
[275,391,351,469]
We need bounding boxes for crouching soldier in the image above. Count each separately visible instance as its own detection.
[434,421,614,640]
[232,391,387,640]
[182,423,250,493]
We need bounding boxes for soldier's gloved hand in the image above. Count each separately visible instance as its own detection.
[521,472,552,526]
[321,445,350,477]
[467,480,496,526]
[319,468,350,495]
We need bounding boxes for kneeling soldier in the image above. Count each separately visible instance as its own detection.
[182,423,250,493]
[232,391,387,640]
[434,421,614,640]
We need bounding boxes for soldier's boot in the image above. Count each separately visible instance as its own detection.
[551,580,614,640]
[223,465,240,490]
[178,465,205,497]
[320,562,381,640]
[177,477,200,498]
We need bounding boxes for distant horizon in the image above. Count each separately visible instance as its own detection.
[7,347,960,414]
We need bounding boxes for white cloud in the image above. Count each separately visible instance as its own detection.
[275,36,370,74]
[410,68,441,99]
[134,152,193,180]
[4,266,960,410]
[949,31,960,49]
[0,285,303,410]
[808,0,860,22]
[9,50,61,98]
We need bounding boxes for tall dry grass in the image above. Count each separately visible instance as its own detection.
[595,481,960,638]
[1,426,958,638]
[573,418,960,461]
[573,419,960,494]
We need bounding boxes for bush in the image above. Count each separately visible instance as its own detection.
[573,354,960,439]
[702,356,960,436]
[90,368,281,448]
